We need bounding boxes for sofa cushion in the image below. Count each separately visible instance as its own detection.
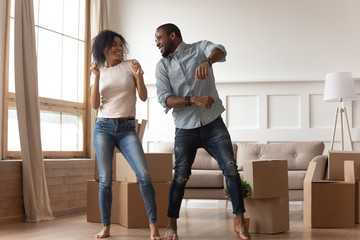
[148,141,175,164]
[236,142,324,171]
[288,170,307,190]
[192,144,237,170]
[186,170,224,188]
[192,148,220,170]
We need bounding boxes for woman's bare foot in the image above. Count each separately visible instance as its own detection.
[150,222,162,240]
[164,218,178,240]
[94,226,110,239]
[237,214,251,240]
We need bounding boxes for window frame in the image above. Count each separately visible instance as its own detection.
[2,0,91,159]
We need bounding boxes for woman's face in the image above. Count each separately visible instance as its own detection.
[103,36,123,62]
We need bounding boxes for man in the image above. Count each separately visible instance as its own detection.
[155,23,251,240]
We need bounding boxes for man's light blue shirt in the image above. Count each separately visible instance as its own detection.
[156,41,227,129]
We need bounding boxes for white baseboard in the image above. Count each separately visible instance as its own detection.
[181,199,303,211]
[181,199,228,209]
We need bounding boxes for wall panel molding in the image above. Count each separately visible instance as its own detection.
[140,80,360,153]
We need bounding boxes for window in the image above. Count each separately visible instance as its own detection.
[3,0,90,158]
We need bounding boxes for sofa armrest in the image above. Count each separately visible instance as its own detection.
[309,155,328,181]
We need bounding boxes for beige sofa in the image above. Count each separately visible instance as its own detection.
[149,141,327,201]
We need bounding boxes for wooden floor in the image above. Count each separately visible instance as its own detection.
[1,208,359,240]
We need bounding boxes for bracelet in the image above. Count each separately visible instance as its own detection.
[185,96,192,106]
[203,58,213,67]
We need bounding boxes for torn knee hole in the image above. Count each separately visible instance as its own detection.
[176,177,188,185]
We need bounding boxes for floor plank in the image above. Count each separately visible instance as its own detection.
[0,208,359,240]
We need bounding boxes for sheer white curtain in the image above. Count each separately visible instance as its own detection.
[90,0,108,158]
[91,0,108,39]
[0,0,7,158]
[14,0,54,222]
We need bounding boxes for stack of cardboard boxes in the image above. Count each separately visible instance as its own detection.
[304,151,360,228]
[243,159,290,234]
[87,120,172,228]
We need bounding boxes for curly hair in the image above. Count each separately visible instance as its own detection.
[91,30,129,67]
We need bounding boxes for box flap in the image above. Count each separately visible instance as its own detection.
[344,160,355,182]
[138,119,147,144]
[304,162,317,182]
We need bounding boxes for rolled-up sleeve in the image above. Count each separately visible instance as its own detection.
[200,40,227,62]
[155,61,172,114]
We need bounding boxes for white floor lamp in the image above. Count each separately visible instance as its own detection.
[323,72,357,151]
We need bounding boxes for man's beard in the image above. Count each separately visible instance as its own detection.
[161,41,174,57]
[162,48,171,57]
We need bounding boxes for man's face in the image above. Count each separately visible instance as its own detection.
[155,28,174,57]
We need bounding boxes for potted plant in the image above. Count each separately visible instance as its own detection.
[224,180,250,233]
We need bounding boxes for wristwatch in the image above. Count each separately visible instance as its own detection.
[185,96,192,106]
[203,58,213,67]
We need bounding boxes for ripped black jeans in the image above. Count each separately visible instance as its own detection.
[167,116,246,218]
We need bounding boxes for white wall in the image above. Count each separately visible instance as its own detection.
[139,81,360,152]
[106,0,360,152]
[107,0,360,83]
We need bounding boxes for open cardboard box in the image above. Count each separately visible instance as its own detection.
[304,160,356,228]
[356,182,360,224]
[327,150,360,180]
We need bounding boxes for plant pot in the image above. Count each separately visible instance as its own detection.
[233,216,250,234]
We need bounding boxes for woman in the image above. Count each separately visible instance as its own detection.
[90,30,161,240]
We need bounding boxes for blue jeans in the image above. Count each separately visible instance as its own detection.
[93,117,157,226]
[168,116,245,218]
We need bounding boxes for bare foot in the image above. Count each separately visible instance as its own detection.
[150,222,162,240]
[94,226,110,239]
[164,218,178,240]
[236,214,251,240]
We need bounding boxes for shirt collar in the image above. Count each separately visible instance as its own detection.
[168,41,186,60]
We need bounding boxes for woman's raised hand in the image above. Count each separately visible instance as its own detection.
[90,62,100,77]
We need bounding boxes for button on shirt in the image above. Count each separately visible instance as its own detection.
[156,41,227,129]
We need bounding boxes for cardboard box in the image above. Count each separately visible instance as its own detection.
[304,161,356,228]
[118,182,170,228]
[87,180,120,223]
[356,182,360,224]
[87,180,170,228]
[327,150,360,180]
[116,152,173,183]
[136,119,147,143]
[243,160,288,199]
[244,196,289,234]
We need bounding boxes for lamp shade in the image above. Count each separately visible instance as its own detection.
[323,72,357,102]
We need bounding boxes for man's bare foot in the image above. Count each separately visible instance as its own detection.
[94,226,110,239]
[164,218,178,240]
[149,222,162,240]
[237,214,251,240]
